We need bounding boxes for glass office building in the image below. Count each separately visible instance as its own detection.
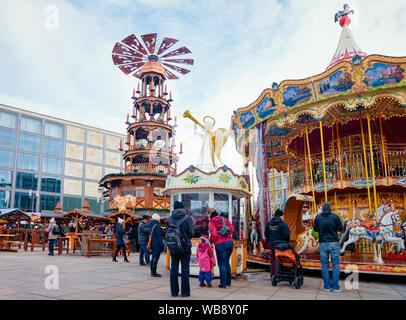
[0,104,125,214]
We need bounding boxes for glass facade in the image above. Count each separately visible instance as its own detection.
[0,169,12,188]
[0,111,17,129]
[14,191,37,211]
[0,149,15,168]
[214,193,230,217]
[44,121,64,139]
[20,116,42,134]
[42,157,62,175]
[16,172,38,190]
[0,128,16,148]
[0,190,11,208]
[19,133,41,153]
[41,176,61,193]
[40,194,60,211]
[17,153,39,171]
[43,138,63,157]
[0,105,124,213]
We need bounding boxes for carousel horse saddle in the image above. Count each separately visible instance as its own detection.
[361,221,380,234]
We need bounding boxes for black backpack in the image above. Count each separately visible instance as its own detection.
[51,225,59,235]
[217,216,231,236]
[165,215,188,256]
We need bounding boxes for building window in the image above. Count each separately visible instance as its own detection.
[122,187,134,196]
[0,128,16,148]
[20,116,42,134]
[111,187,117,199]
[214,193,230,218]
[16,172,38,190]
[42,157,62,175]
[134,187,144,197]
[44,121,64,139]
[62,196,81,212]
[0,111,17,129]
[43,138,63,157]
[40,195,60,211]
[0,190,11,208]
[14,191,37,211]
[17,153,39,171]
[41,176,61,193]
[0,170,12,188]
[19,133,41,153]
[0,149,15,168]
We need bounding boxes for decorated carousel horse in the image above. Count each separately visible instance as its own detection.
[296,205,322,255]
[340,204,405,264]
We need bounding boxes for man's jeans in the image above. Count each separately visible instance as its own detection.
[170,252,190,296]
[48,239,55,255]
[131,239,137,253]
[319,242,341,290]
[139,244,150,264]
[215,241,234,287]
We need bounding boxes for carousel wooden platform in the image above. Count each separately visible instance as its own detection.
[247,252,406,276]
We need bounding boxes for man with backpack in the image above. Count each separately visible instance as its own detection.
[208,208,234,289]
[46,218,59,256]
[166,201,194,297]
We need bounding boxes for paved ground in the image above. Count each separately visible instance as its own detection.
[0,250,405,300]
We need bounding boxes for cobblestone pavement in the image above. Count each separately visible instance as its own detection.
[0,250,405,300]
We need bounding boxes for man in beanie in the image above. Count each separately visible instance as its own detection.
[264,209,291,278]
[112,218,129,262]
[168,201,194,297]
[314,202,343,292]
[149,214,163,277]
[138,215,150,265]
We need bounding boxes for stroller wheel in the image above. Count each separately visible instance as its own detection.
[294,277,301,289]
[271,275,277,287]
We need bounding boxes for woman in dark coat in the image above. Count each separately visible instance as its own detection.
[112,218,129,263]
[149,214,164,277]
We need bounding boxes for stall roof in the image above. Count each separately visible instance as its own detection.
[0,208,31,221]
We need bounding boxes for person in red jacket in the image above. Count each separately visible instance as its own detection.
[208,208,235,288]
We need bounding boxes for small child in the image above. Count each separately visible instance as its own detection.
[196,234,216,287]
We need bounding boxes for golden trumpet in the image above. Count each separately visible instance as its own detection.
[183,110,204,129]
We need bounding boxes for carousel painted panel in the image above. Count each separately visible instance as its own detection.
[238,110,257,130]
[254,96,277,120]
[318,69,354,97]
[282,85,313,108]
[364,63,405,88]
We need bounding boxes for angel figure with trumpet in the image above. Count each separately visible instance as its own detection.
[183,110,230,172]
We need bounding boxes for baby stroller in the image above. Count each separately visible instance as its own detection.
[270,241,303,289]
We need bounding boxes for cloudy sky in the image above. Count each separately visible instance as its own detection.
[1,0,405,175]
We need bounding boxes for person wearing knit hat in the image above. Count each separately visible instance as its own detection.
[112,216,129,263]
[149,213,163,277]
[314,202,343,292]
[197,234,216,288]
[264,208,291,279]
[46,216,59,256]
[138,215,151,266]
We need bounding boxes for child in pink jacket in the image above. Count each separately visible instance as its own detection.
[196,234,216,287]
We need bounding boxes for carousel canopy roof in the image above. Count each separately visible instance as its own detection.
[230,5,406,171]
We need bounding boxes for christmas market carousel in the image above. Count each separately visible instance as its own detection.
[230,5,406,275]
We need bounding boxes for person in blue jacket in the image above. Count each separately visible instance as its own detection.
[149,214,164,277]
[112,218,129,263]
